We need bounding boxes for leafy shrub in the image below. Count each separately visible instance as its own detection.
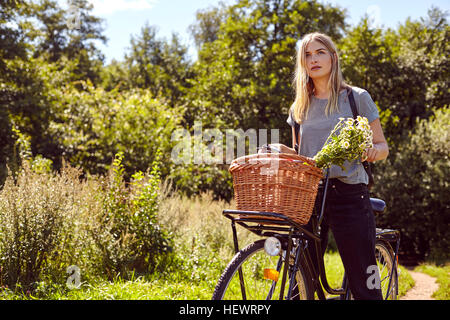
[93,151,173,279]
[373,107,450,263]
[0,150,173,292]
[0,162,100,291]
[169,162,233,201]
[48,82,182,179]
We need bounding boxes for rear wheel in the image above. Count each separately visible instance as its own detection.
[375,240,398,300]
[212,239,314,300]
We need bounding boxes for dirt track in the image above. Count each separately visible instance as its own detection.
[400,270,438,300]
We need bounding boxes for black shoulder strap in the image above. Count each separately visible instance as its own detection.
[294,122,300,153]
[347,87,374,189]
[347,87,358,119]
[290,109,301,154]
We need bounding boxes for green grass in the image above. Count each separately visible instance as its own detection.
[0,279,213,300]
[321,251,414,299]
[398,265,415,297]
[0,259,415,300]
[54,278,214,300]
[0,252,415,300]
[0,190,419,300]
[414,264,450,300]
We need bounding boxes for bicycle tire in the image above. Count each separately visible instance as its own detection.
[212,239,314,300]
[375,240,398,300]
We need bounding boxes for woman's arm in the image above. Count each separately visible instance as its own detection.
[279,127,300,154]
[258,127,298,155]
[276,127,299,154]
[364,118,389,162]
[264,143,297,154]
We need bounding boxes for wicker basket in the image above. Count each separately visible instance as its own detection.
[229,153,323,225]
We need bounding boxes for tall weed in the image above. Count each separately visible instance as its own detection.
[157,186,257,284]
[0,151,172,292]
[93,151,172,280]
[0,162,100,290]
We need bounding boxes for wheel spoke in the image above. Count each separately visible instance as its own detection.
[213,240,313,300]
[375,241,398,300]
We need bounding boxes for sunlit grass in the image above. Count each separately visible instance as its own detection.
[414,263,450,300]
[0,189,418,300]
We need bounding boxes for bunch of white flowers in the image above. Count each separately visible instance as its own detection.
[313,116,373,170]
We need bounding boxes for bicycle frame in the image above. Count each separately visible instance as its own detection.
[222,209,344,299]
[222,169,401,300]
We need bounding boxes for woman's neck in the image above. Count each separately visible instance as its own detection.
[312,78,329,99]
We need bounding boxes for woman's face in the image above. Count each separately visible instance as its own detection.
[305,40,333,80]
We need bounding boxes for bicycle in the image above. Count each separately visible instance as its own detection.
[211,168,400,300]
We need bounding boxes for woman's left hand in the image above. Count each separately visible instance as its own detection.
[362,118,389,162]
[362,146,379,162]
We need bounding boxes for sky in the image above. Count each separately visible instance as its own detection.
[61,0,450,64]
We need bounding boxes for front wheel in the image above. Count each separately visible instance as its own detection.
[212,239,314,300]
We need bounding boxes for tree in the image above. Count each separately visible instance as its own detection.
[187,0,346,144]
[31,0,107,84]
[125,23,193,108]
[374,107,450,263]
[100,58,130,91]
[338,17,399,141]
[0,0,30,184]
[0,0,110,183]
[0,0,59,182]
[338,8,449,146]
[391,7,449,129]
[188,3,227,49]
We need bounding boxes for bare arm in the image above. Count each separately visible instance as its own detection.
[258,127,298,155]
[277,127,299,154]
[364,118,389,162]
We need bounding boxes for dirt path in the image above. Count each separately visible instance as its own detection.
[401,270,439,300]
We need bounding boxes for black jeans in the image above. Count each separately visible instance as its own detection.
[307,178,383,300]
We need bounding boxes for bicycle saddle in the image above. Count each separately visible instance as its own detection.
[370,198,386,213]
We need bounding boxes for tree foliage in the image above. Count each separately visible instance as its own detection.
[0,0,448,262]
[31,0,107,83]
[374,107,450,263]
[47,80,182,178]
[124,23,193,108]
[187,0,346,141]
[339,8,449,142]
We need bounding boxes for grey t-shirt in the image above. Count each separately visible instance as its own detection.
[286,87,379,185]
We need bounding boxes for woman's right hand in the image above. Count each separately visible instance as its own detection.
[258,143,297,155]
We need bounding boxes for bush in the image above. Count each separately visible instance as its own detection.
[92,151,173,280]
[0,162,100,291]
[48,81,182,179]
[373,107,450,263]
[0,151,173,292]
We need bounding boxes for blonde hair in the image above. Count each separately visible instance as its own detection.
[291,32,346,123]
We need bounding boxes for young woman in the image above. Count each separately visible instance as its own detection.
[269,32,389,300]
